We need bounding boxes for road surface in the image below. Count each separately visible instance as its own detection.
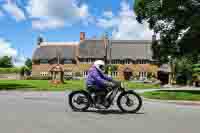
[0,91,199,133]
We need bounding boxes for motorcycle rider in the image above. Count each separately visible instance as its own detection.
[86,60,119,108]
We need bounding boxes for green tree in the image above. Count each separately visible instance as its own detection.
[0,56,13,68]
[25,58,32,69]
[20,66,31,76]
[134,0,200,63]
[192,64,200,86]
[175,57,193,85]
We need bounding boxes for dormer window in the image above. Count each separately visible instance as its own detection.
[40,59,48,64]
[112,59,121,64]
[124,59,131,64]
[63,59,72,64]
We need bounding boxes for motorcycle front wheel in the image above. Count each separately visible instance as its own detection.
[117,91,142,113]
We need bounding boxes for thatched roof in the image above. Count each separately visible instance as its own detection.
[32,43,77,60]
[110,40,153,60]
[32,40,153,61]
[79,40,106,58]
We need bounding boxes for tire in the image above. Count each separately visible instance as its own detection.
[117,91,142,113]
[68,91,91,112]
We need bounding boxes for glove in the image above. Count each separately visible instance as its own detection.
[104,81,115,87]
[112,80,121,87]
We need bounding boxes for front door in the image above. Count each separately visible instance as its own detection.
[124,72,133,80]
[157,71,169,85]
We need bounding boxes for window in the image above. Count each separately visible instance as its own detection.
[111,71,118,77]
[40,72,49,76]
[139,72,147,80]
[87,58,92,64]
[64,71,72,76]
[64,59,72,64]
[124,59,131,64]
[40,59,48,64]
[83,71,88,77]
[136,60,140,64]
[136,60,146,64]
[80,58,87,64]
[33,60,40,65]
[112,60,121,64]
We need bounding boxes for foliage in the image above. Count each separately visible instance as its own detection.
[174,57,193,85]
[142,90,200,101]
[74,72,82,77]
[192,64,200,83]
[105,65,118,73]
[134,0,200,64]
[0,56,13,68]
[25,58,32,69]
[20,66,31,76]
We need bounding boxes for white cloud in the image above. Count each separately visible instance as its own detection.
[0,10,4,17]
[97,18,118,29]
[0,38,17,57]
[103,10,114,18]
[2,1,26,21]
[0,38,25,66]
[32,19,66,30]
[13,56,26,67]
[26,0,92,30]
[97,1,153,40]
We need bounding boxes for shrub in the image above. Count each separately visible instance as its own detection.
[74,72,82,77]
[105,65,118,73]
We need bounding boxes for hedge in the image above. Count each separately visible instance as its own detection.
[0,68,21,73]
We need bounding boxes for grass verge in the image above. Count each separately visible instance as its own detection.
[0,80,160,91]
[142,90,200,101]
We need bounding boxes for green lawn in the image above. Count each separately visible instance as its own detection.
[0,80,160,91]
[125,81,160,89]
[142,90,200,101]
[0,80,85,91]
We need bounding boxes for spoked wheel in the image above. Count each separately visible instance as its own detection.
[69,91,90,111]
[117,91,142,113]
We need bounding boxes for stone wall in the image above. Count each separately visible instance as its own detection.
[0,73,21,80]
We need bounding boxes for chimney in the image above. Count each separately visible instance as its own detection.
[37,35,44,45]
[80,32,85,41]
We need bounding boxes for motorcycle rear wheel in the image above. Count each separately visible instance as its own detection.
[69,91,90,111]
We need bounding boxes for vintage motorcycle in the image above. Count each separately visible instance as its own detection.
[68,82,142,113]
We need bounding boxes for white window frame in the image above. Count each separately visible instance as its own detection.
[83,71,88,78]
[124,59,131,64]
[40,72,48,76]
[139,71,148,80]
[111,71,117,77]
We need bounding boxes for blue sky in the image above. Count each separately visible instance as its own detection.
[0,0,153,66]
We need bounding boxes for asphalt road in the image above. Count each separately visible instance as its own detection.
[0,91,200,133]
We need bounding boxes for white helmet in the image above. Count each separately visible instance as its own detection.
[94,60,105,73]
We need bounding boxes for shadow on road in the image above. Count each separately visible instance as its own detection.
[81,109,145,115]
